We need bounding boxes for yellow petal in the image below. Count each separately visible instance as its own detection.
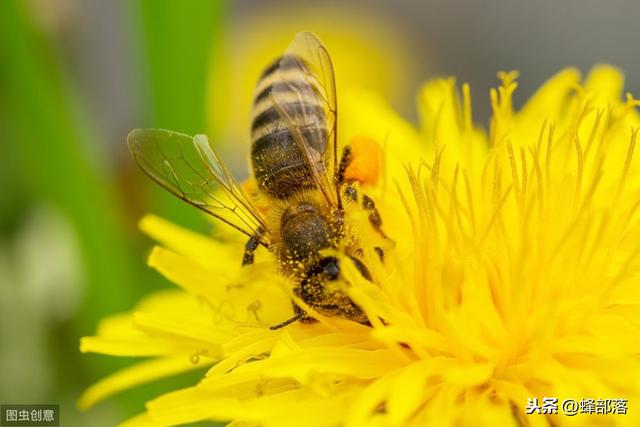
[149,384,360,427]
[147,387,237,425]
[140,214,240,270]
[386,361,432,425]
[94,313,141,338]
[80,303,196,357]
[263,348,403,383]
[118,412,163,427]
[79,336,175,357]
[78,356,211,410]
[417,77,488,181]
[148,246,291,326]
[147,246,224,300]
[418,77,462,146]
[346,374,395,427]
[133,311,226,355]
[584,64,624,107]
[455,392,522,427]
[519,67,581,123]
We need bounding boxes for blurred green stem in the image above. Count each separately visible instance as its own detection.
[0,0,137,329]
[130,0,224,228]
[0,0,224,422]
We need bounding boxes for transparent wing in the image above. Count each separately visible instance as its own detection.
[270,31,339,207]
[128,128,270,246]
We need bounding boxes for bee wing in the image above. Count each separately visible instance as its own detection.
[128,128,270,246]
[269,31,339,207]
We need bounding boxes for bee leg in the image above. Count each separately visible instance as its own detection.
[293,301,317,324]
[362,194,392,242]
[342,185,384,239]
[269,311,305,330]
[242,234,261,265]
[336,145,352,185]
[269,293,315,330]
[344,185,358,202]
[374,246,385,262]
[342,179,389,262]
[349,255,372,281]
[343,302,370,326]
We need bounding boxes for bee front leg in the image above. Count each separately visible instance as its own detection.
[242,234,261,266]
[268,309,305,330]
[269,259,335,330]
[269,293,314,330]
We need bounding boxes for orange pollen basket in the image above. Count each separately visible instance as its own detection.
[344,136,382,185]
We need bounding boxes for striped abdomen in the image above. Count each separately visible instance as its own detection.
[250,55,328,200]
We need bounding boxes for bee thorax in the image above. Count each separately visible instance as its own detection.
[280,202,334,264]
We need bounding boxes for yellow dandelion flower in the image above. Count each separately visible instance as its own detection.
[80,64,640,427]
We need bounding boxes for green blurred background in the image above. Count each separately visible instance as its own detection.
[1,0,639,425]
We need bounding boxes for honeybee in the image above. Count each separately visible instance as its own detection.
[128,32,389,329]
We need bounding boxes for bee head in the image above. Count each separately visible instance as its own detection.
[311,256,372,283]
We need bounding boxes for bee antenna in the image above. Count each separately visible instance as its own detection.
[269,312,304,330]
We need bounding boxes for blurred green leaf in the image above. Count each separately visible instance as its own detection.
[0,0,147,418]
[127,0,225,231]
[0,0,138,329]
[0,0,225,424]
